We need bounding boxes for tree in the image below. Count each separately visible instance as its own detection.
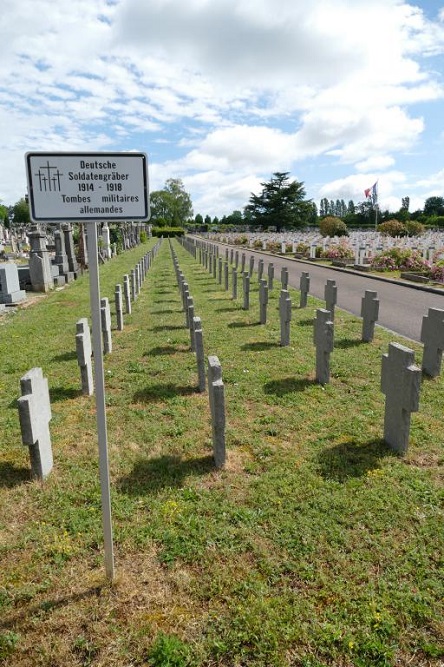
[165,178,193,226]
[319,216,348,238]
[424,196,444,217]
[194,213,203,226]
[245,172,313,231]
[149,179,193,227]
[12,198,30,226]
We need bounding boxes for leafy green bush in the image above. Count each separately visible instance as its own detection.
[404,221,425,237]
[319,216,348,238]
[377,220,407,237]
[151,227,185,237]
[265,240,281,252]
[371,247,430,272]
[147,633,192,667]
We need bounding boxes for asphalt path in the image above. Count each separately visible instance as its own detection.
[204,241,444,343]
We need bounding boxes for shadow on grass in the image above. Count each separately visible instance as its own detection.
[0,586,105,631]
[49,387,83,402]
[215,306,240,313]
[335,338,364,349]
[133,383,198,402]
[150,325,185,333]
[241,341,279,352]
[152,299,178,304]
[228,321,261,329]
[0,462,30,488]
[316,438,394,482]
[298,317,314,326]
[144,345,188,357]
[264,377,316,395]
[51,351,77,363]
[150,308,182,315]
[117,454,214,496]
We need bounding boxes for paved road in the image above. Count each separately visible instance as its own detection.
[206,242,444,343]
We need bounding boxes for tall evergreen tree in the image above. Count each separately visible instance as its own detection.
[245,172,312,231]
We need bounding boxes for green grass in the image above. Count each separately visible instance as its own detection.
[0,239,442,666]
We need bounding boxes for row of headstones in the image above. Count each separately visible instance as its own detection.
[16,240,163,481]
[176,238,444,456]
[169,240,226,469]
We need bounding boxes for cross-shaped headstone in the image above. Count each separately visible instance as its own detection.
[76,317,93,395]
[100,297,112,354]
[193,316,206,392]
[208,355,226,468]
[115,284,123,331]
[232,268,238,300]
[300,272,310,308]
[268,262,274,290]
[281,267,289,290]
[313,309,334,384]
[259,279,268,324]
[258,258,264,282]
[324,279,337,319]
[381,342,421,454]
[243,272,250,310]
[420,307,444,377]
[361,290,379,342]
[17,367,53,480]
[279,289,292,346]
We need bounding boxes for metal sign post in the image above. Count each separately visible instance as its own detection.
[25,152,149,581]
[86,220,115,580]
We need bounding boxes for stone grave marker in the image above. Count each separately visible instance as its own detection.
[243,272,250,310]
[17,367,53,480]
[259,279,268,324]
[420,307,444,377]
[76,318,93,395]
[281,267,289,290]
[325,279,337,319]
[123,274,131,314]
[0,264,26,304]
[313,309,334,384]
[193,316,206,392]
[100,297,112,354]
[224,262,229,291]
[381,342,421,454]
[361,290,379,342]
[115,284,123,331]
[232,268,238,300]
[208,355,226,468]
[249,255,254,277]
[300,272,310,308]
[258,258,264,282]
[279,289,292,346]
[268,262,274,290]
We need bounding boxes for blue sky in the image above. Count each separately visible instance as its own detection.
[1,0,444,218]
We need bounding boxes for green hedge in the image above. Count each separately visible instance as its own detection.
[151,226,185,237]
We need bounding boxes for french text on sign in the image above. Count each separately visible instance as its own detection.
[25,152,149,222]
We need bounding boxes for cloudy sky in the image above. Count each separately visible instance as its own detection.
[1,0,444,218]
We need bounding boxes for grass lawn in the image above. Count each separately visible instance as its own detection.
[0,238,442,666]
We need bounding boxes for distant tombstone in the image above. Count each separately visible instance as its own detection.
[235,251,239,269]
[28,226,53,292]
[249,255,254,277]
[268,262,274,290]
[218,257,223,284]
[224,262,229,291]
[361,290,379,342]
[0,264,26,304]
[242,272,250,310]
[54,229,73,282]
[115,284,124,331]
[232,268,238,300]
[281,267,289,290]
[62,223,79,276]
[76,318,93,395]
[381,342,421,454]
[193,316,206,392]
[420,307,444,377]
[259,279,268,324]
[186,293,194,331]
[279,289,292,346]
[207,355,226,468]
[17,367,53,480]
[123,274,131,315]
[258,258,264,282]
[300,272,310,308]
[324,279,337,319]
[187,296,195,350]
[313,309,334,384]
[100,297,112,354]
[130,269,136,301]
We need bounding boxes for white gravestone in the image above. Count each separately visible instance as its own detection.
[17,367,53,480]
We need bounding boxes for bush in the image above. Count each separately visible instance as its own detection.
[265,240,281,253]
[151,227,184,237]
[295,242,309,257]
[321,243,354,260]
[404,221,425,237]
[377,220,407,237]
[252,239,263,249]
[319,216,349,238]
[371,248,430,272]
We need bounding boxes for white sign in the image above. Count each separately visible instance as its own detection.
[25,152,149,222]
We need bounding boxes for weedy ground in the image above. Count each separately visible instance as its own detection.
[0,239,442,667]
